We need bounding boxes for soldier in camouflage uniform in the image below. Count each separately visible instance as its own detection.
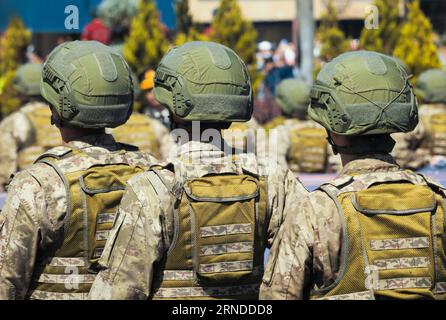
[260,51,446,300]
[413,69,446,166]
[0,41,155,300]
[267,78,331,173]
[109,69,174,160]
[0,63,61,191]
[89,41,308,300]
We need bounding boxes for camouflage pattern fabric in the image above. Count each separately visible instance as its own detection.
[274,119,330,173]
[259,154,444,300]
[0,134,154,300]
[89,141,308,300]
[0,102,57,191]
[391,121,429,169]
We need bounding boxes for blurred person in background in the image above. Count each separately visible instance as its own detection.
[414,69,446,168]
[110,69,174,160]
[264,78,331,174]
[0,63,60,192]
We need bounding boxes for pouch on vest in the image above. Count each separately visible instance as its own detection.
[430,114,446,155]
[79,164,146,266]
[289,127,327,173]
[183,174,259,284]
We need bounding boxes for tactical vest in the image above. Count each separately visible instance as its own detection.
[148,159,269,300]
[112,113,161,158]
[26,144,149,300]
[418,103,446,155]
[288,125,328,173]
[311,171,446,300]
[18,106,61,169]
[430,114,446,155]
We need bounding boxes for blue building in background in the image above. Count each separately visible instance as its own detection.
[0,0,176,32]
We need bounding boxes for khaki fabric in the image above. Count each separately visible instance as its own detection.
[0,134,154,300]
[260,154,446,300]
[89,140,308,300]
[0,102,60,191]
[111,113,168,159]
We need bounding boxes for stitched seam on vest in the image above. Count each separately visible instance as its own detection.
[316,290,373,300]
[199,242,253,256]
[35,273,96,284]
[48,257,85,267]
[378,277,432,290]
[370,237,429,250]
[199,260,253,274]
[200,223,252,238]
[153,283,259,298]
[80,184,90,267]
[188,199,199,282]
[29,290,88,300]
[372,257,430,270]
[432,210,440,289]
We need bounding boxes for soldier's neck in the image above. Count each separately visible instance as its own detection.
[339,154,362,167]
[59,127,106,143]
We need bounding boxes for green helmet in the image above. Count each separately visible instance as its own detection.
[275,78,310,119]
[13,63,42,96]
[415,69,446,104]
[154,41,253,122]
[309,51,418,136]
[40,40,134,129]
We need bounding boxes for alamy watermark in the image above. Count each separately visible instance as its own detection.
[65,5,79,30]
[364,5,379,30]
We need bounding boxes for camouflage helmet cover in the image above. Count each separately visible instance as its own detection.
[13,63,43,96]
[275,78,311,118]
[154,41,253,122]
[40,40,134,129]
[415,69,446,104]
[309,51,418,136]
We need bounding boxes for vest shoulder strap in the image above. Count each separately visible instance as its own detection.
[34,146,74,163]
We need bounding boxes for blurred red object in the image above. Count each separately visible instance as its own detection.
[81,19,112,45]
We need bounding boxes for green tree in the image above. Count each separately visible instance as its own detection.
[176,0,193,34]
[393,0,441,78]
[174,0,209,46]
[123,0,169,75]
[210,0,257,66]
[317,0,349,62]
[360,0,401,54]
[210,0,261,91]
[0,17,31,117]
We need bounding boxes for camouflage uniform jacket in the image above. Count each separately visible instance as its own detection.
[89,141,308,299]
[259,154,443,300]
[0,102,59,191]
[391,121,428,170]
[0,134,154,300]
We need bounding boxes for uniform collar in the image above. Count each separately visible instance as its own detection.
[340,154,400,176]
[66,133,117,150]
